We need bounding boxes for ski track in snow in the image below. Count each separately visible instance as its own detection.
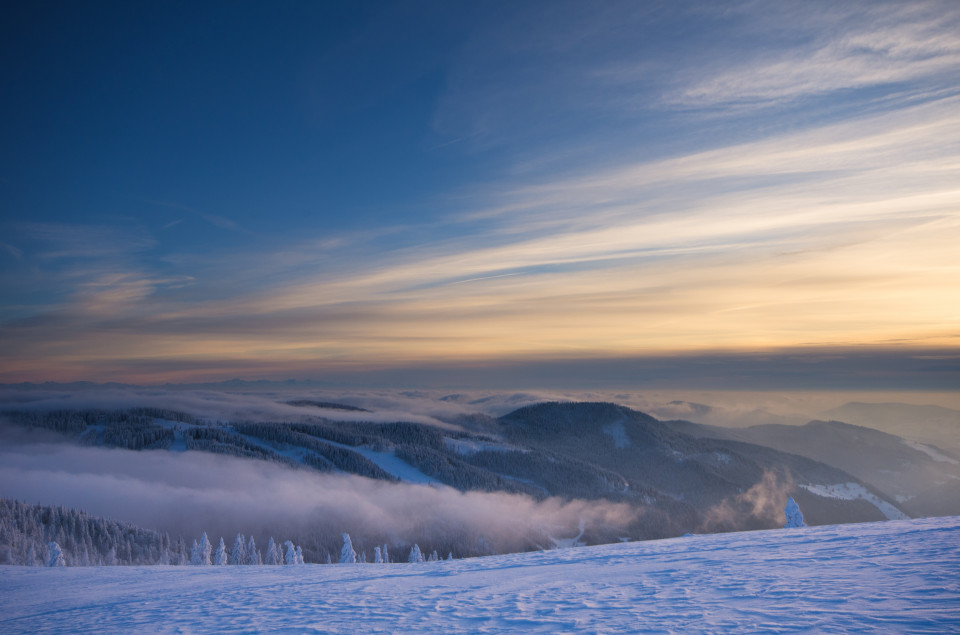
[3,517,959,633]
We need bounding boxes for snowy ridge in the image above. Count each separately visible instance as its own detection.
[800,482,908,520]
[2,517,958,633]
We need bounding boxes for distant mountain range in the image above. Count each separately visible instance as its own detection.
[4,400,936,545]
[666,417,960,518]
[819,402,960,455]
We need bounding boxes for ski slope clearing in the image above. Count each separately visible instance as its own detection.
[2,517,958,633]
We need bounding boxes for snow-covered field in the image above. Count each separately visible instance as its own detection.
[2,516,958,633]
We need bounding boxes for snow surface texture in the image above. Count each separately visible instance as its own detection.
[800,482,909,520]
[2,517,958,633]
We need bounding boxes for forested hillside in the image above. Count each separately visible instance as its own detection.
[1,401,911,542]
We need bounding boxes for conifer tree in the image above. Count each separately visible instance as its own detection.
[784,497,806,528]
[408,544,424,563]
[190,540,202,566]
[340,533,357,564]
[246,536,260,565]
[295,545,304,565]
[199,532,213,565]
[214,537,228,565]
[284,540,298,566]
[231,533,246,565]
[47,541,66,567]
[266,537,280,565]
[373,546,383,564]
[26,543,38,567]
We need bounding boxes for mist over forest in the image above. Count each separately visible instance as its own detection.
[3,383,958,565]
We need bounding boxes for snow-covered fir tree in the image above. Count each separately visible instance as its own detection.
[359,550,367,563]
[200,532,213,565]
[447,552,453,561]
[105,546,117,566]
[381,544,389,564]
[295,545,304,565]
[47,541,66,567]
[26,544,39,567]
[246,536,261,565]
[191,532,213,566]
[231,533,246,565]
[284,541,298,566]
[429,550,439,562]
[784,497,806,528]
[214,537,228,565]
[265,538,281,565]
[340,533,357,564]
[408,544,424,563]
[373,546,383,564]
[190,540,201,566]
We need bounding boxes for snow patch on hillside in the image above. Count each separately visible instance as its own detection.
[444,438,520,456]
[800,483,908,520]
[315,437,441,484]
[602,420,630,449]
[353,448,442,485]
[903,439,959,465]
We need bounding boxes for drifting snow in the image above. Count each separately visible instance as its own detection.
[2,517,958,633]
[799,482,908,520]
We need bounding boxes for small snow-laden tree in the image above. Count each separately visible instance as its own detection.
[284,541,298,566]
[408,544,424,563]
[381,544,389,564]
[214,537,228,565]
[246,536,260,565]
[447,552,453,561]
[105,546,117,566]
[26,543,39,567]
[295,545,304,565]
[47,541,66,567]
[266,538,281,565]
[231,533,246,565]
[199,532,213,565]
[190,540,202,566]
[429,550,439,562]
[373,546,383,564]
[784,496,806,528]
[359,550,367,563]
[340,533,357,564]
[326,553,332,564]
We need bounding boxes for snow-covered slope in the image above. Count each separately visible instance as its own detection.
[2,516,958,633]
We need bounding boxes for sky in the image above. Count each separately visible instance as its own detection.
[0,0,958,388]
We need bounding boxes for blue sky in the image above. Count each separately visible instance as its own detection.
[1,0,958,386]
